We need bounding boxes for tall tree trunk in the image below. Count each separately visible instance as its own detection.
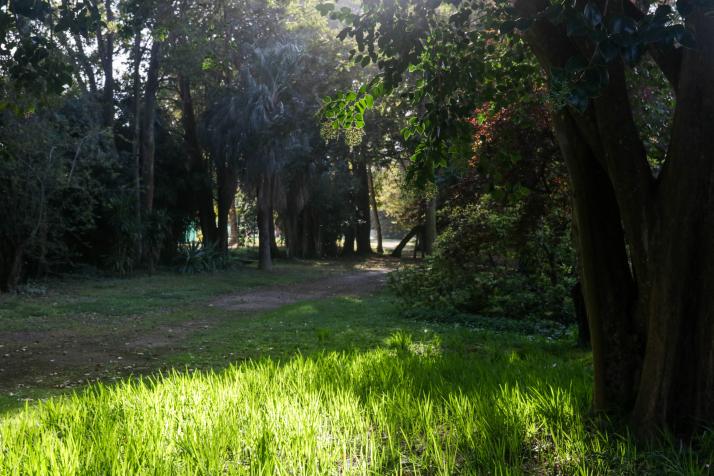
[228,202,239,248]
[257,176,273,271]
[0,242,27,292]
[301,208,318,258]
[73,33,97,94]
[216,164,237,253]
[367,165,383,254]
[355,160,372,255]
[285,207,302,258]
[94,0,115,130]
[342,225,356,256]
[629,10,714,435]
[391,225,421,258]
[572,282,590,349]
[515,0,714,437]
[178,75,218,245]
[269,206,280,257]
[424,196,437,255]
[140,39,161,213]
[131,30,143,259]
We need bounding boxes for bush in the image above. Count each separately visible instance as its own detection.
[390,195,575,323]
[176,242,232,274]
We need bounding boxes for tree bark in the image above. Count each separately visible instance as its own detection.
[0,242,26,292]
[140,39,161,213]
[73,34,97,94]
[216,164,237,253]
[269,207,280,258]
[355,160,372,255]
[572,282,590,349]
[178,75,218,245]
[391,225,422,258]
[257,176,273,271]
[228,202,239,248]
[92,0,115,129]
[342,225,356,256]
[514,0,714,437]
[131,30,143,259]
[424,196,437,255]
[630,9,714,436]
[367,165,384,254]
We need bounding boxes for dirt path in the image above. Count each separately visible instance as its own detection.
[212,270,389,312]
[0,267,390,394]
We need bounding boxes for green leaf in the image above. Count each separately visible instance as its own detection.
[622,44,644,65]
[597,40,619,63]
[567,87,589,113]
[678,28,697,48]
[543,4,564,23]
[565,13,589,37]
[583,2,603,28]
[564,55,588,74]
[514,17,532,31]
[315,3,335,16]
[676,0,694,17]
[500,20,516,35]
[610,16,637,35]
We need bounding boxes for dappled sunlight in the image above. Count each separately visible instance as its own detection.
[0,337,597,474]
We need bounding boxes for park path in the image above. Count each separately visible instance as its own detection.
[211,269,389,312]
[0,265,391,393]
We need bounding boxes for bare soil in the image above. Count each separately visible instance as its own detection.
[0,267,390,393]
[211,270,388,312]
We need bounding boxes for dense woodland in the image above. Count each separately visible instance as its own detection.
[1,0,714,473]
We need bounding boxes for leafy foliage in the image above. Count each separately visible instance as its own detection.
[390,99,575,323]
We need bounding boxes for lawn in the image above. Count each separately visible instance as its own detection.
[0,261,711,474]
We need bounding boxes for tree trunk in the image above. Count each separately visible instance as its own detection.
[367,165,384,254]
[131,30,143,259]
[629,10,714,436]
[355,160,372,255]
[424,196,437,255]
[342,225,356,257]
[178,75,218,245]
[269,207,280,258]
[572,282,590,349]
[285,208,301,258]
[73,33,97,94]
[95,0,115,130]
[391,225,422,258]
[0,242,26,292]
[216,164,237,253]
[140,39,161,213]
[515,0,714,437]
[552,111,641,413]
[257,176,273,271]
[228,202,239,248]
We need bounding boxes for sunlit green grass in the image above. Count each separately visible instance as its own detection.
[0,263,712,474]
[0,260,331,332]
[1,327,711,474]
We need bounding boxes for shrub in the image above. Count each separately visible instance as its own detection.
[176,242,231,274]
[390,195,575,323]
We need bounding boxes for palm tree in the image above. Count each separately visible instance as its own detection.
[202,42,307,269]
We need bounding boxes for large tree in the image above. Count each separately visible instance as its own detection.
[323,0,714,437]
